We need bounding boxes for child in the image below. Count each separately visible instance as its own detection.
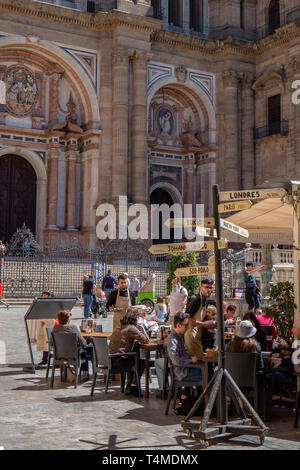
[152,297,167,323]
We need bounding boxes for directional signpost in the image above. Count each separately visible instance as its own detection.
[148,239,227,255]
[165,217,215,228]
[219,187,287,202]
[220,219,249,238]
[218,200,252,213]
[195,226,217,238]
[181,184,268,448]
[175,265,215,277]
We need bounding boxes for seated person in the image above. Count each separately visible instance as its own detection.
[266,317,300,395]
[151,297,167,323]
[155,311,201,392]
[226,320,263,372]
[225,305,237,330]
[51,309,90,376]
[137,309,158,335]
[255,308,277,336]
[109,310,149,396]
[243,311,267,351]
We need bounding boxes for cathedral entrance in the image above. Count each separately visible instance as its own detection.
[0,155,36,243]
[150,187,175,245]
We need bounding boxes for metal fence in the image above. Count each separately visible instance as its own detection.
[0,240,169,299]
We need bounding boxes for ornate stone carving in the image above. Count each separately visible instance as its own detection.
[222,69,240,88]
[112,48,129,66]
[175,66,187,84]
[5,65,38,116]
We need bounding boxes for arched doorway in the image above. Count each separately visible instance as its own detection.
[150,187,175,245]
[0,155,36,243]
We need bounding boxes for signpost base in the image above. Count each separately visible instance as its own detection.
[181,367,269,448]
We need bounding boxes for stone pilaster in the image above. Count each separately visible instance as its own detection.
[47,147,59,229]
[48,72,62,127]
[66,150,78,230]
[287,58,300,176]
[111,48,129,202]
[130,51,152,204]
[222,69,240,190]
[241,72,255,188]
[183,158,194,206]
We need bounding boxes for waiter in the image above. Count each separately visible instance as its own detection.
[106,274,136,330]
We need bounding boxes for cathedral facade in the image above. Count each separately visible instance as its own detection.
[0,0,299,248]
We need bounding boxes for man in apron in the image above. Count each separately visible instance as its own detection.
[185,279,214,360]
[106,274,136,330]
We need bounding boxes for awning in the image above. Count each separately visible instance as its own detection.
[223,198,293,245]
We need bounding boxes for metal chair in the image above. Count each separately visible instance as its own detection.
[268,366,297,420]
[90,337,141,399]
[260,325,274,351]
[294,374,300,428]
[50,331,85,389]
[225,352,259,411]
[165,355,204,416]
[45,327,53,379]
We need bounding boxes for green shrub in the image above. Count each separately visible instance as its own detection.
[167,252,200,296]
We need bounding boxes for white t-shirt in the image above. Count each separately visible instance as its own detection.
[169,285,188,316]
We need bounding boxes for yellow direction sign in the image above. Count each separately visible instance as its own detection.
[208,255,215,265]
[218,201,252,213]
[220,218,249,238]
[219,188,287,202]
[148,239,227,255]
[175,265,215,277]
[165,217,215,228]
[195,226,217,238]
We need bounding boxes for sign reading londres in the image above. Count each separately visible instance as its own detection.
[219,188,287,202]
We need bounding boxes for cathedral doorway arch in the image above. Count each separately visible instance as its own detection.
[0,155,37,243]
[150,187,176,245]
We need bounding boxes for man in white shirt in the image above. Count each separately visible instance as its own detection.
[167,276,188,324]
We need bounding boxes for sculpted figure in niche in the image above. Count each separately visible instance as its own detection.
[158,109,173,136]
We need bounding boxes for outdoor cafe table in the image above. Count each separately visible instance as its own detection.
[81,332,112,339]
[139,339,165,398]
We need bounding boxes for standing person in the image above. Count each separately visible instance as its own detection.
[130,274,140,305]
[106,274,136,330]
[82,274,95,318]
[0,240,5,269]
[101,269,118,301]
[123,272,130,289]
[184,279,214,360]
[37,291,56,367]
[24,237,31,258]
[167,276,188,324]
[244,262,266,312]
[151,297,167,323]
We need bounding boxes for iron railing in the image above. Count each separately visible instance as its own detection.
[253,120,289,140]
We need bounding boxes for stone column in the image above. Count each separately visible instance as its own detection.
[161,0,169,22]
[183,159,194,206]
[47,147,59,228]
[182,0,190,31]
[48,72,62,127]
[131,51,151,204]
[241,72,255,188]
[66,150,78,230]
[223,69,240,190]
[293,185,300,320]
[111,48,129,202]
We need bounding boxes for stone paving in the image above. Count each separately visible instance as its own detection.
[1,305,300,450]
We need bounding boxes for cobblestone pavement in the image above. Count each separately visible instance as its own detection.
[1,305,300,450]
